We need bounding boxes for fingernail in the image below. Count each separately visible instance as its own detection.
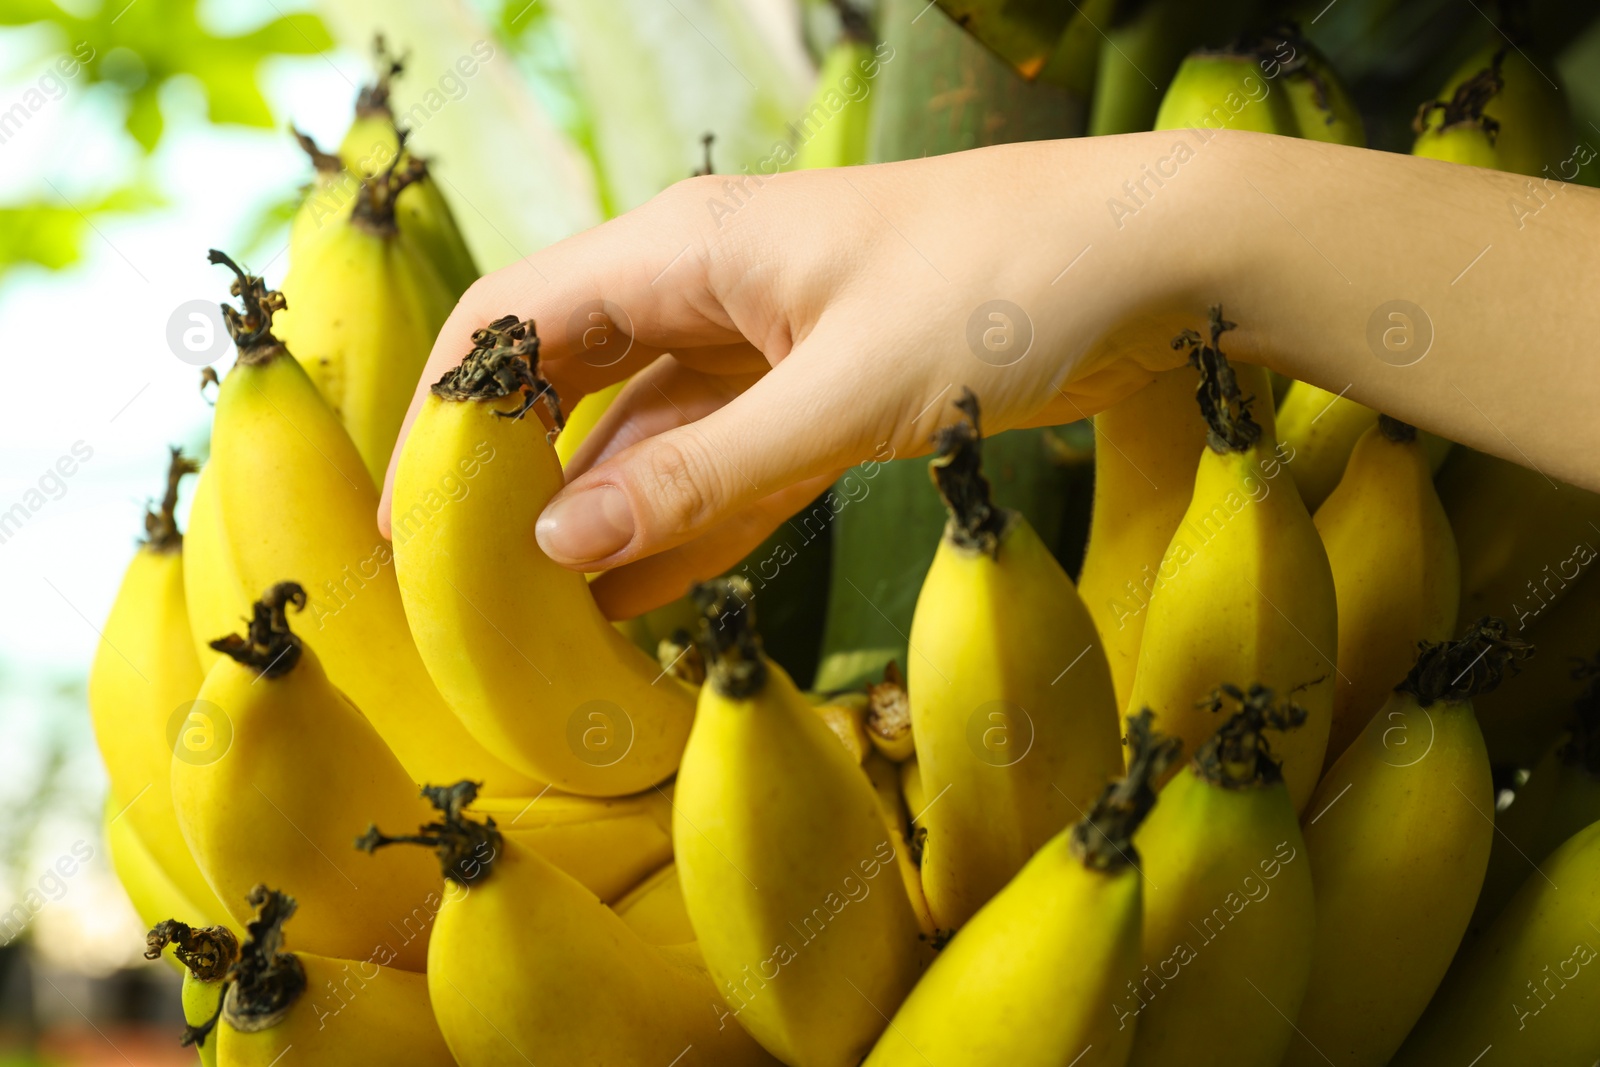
[536,485,635,564]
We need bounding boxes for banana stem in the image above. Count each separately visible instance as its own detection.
[356,780,503,886]
[692,132,715,177]
[352,130,427,234]
[1069,709,1181,872]
[222,886,307,1034]
[1378,414,1417,443]
[145,919,239,982]
[431,315,565,430]
[1173,305,1260,455]
[1413,51,1505,139]
[291,127,342,174]
[355,33,404,118]
[1193,683,1309,789]
[693,577,768,698]
[208,249,287,363]
[144,447,198,552]
[209,582,307,679]
[928,388,1009,556]
[1396,617,1533,707]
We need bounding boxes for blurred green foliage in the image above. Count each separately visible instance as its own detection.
[0,0,332,276]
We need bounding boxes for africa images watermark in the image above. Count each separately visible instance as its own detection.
[703,40,897,228]
[0,440,95,546]
[0,41,95,147]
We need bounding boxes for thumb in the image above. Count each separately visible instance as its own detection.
[533,343,879,570]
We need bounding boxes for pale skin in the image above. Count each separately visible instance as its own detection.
[378,129,1600,619]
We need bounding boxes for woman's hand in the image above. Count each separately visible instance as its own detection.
[380,128,1600,618]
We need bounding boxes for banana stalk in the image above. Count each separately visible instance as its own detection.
[143,921,237,1067]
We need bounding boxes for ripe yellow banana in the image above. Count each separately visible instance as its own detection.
[273,146,456,487]
[170,582,441,972]
[674,578,926,1065]
[182,458,246,667]
[107,798,207,956]
[1471,673,1600,936]
[613,862,696,946]
[1438,446,1600,632]
[553,377,626,468]
[1077,367,1208,716]
[199,251,541,794]
[393,316,696,795]
[909,389,1121,932]
[337,38,480,298]
[1391,818,1600,1066]
[144,920,237,1067]
[862,750,937,938]
[89,449,231,929]
[1274,384,1375,514]
[1283,620,1532,1067]
[1476,566,1600,767]
[1125,685,1314,1067]
[206,886,455,1067]
[360,781,779,1065]
[813,689,873,764]
[1125,309,1336,813]
[1314,418,1460,768]
[470,786,674,903]
[863,711,1181,1067]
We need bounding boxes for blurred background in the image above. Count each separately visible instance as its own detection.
[2,0,1600,1062]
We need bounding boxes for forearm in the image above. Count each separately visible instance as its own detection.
[1159,130,1600,490]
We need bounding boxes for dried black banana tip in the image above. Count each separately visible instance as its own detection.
[352,126,426,233]
[219,885,306,1034]
[208,249,287,361]
[929,388,1008,556]
[1378,414,1417,443]
[209,582,307,678]
[1071,709,1181,872]
[693,577,767,699]
[1396,616,1533,706]
[144,447,198,553]
[432,315,565,430]
[356,780,503,887]
[692,132,715,177]
[291,126,342,173]
[1413,50,1505,139]
[144,919,239,982]
[1194,683,1308,789]
[356,33,406,117]
[1173,305,1259,454]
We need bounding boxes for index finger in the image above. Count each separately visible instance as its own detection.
[379,177,745,535]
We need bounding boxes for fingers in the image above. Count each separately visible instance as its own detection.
[534,324,880,570]
[588,474,840,620]
[379,176,753,536]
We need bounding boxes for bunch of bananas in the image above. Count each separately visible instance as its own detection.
[87,17,1600,1067]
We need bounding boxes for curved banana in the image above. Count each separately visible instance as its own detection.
[144,920,237,1067]
[90,449,232,928]
[794,13,877,171]
[1471,674,1600,936]
[1125,685,1314,1067]
[1283,621,1532,1067]
[470,787,674,903]
[863,750,937,938]
[1274,384,1375,514]
[107,799,206,956]
[337,38,480,298]
[360,781,780,1065]
[1391,818,1600,1066]
[675,578,926,1065]
[182,459,246,667]
[613,862,696,946]
[1078,368,1208,715]
[1314,418,1459,768]
[199,252,542,794]
[553,377,626,468]
[910,389,1121,932]
[393,316,696,795]
[1126,309,1336,813]
[208,887,455,1067]
[273,147,457,487]
[170,583,441,972]
[863,711,1181,1067]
